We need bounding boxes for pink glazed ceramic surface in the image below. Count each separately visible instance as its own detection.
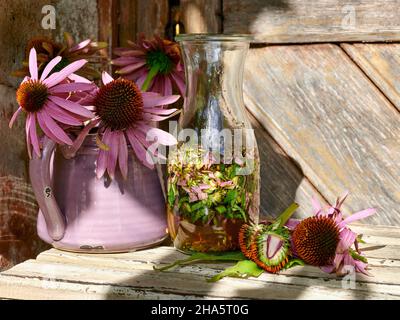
[31,136,168,253]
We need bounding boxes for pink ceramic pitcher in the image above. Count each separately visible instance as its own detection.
[29,135,168,252]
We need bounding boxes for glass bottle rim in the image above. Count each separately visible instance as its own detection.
[175,33,253,42]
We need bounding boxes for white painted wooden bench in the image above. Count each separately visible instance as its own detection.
[0,224,399,300]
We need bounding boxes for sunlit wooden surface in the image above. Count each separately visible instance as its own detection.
[0,224,399,300]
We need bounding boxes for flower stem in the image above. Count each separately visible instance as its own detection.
[141,65,160,92]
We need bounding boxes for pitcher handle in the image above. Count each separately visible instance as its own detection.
[29,137,66,241]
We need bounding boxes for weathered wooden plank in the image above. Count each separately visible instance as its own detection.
[98,0,118,74]
[223,0,400,43]
[36,247,400,284]
[341,43,400,112]
[136,0,169,38]
[180,0,221,33]
[251,114,328,219]
[0,85,28,179]
[0,176,48,270]
[243,44,400,226]
[117,0,136,45]
[0,275,214,300]
[1,259,398,299]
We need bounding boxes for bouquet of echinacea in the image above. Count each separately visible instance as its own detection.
[10,34,185,177]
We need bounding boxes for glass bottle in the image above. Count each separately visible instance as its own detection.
[167,34,260,253]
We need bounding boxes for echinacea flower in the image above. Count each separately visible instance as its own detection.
[9,48,95,157]
[13,33,107,80]
[72,72,180,180]
[290,192,376,275]
[112,34,185,95]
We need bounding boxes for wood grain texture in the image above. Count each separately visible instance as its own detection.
[243,44,400,226]
[136,0,169,38]
[0,176,48,270]
[341,43,400,112]
[250,113,328,220]
[0,0,53,88]
[1,238,400,300]
[117,0,136,46]
[98,0,118,74]
[180,0,221,33]
[223,0,400,43]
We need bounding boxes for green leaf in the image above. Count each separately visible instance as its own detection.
[282,258,305,270]
[207,260,263,282]
[191,201,205,212]
[356,234,366,244]
[154,251,246,272]
[233,205,247,222]
[178,196,189,208]
[349,248,368,263]
[215,205,227,214]
[224,189,238,205]
[167,185,176,207]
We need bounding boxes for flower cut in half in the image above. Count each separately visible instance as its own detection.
[13,33,107,80]
[239,203,299,274]
[290,192,376,275]
[9,48,95,158]
[112,34,185,95]
[72,72,180,180]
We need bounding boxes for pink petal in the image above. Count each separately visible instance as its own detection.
[69,39,91,52]
[49,82,96,94]
[321,265,335,273]
[43,102,82,126]
[126,128,154,169]
[68,73,92,84]
[130,129,166,160]
[40,56,62,81]
[48,96,94,118]
[135,73,148,89]
[107,131,120,179]
[29,48,38,80]
[136,124,177,146]
[96,129,112,179]
[102,71,114,85]
[111,56,143,66]
[29,114,41,157]
[37,110,73,145]
[116,61,147,75]
[341,208,376,226]
[337,191,350,209]
[96,150,107,179]
[354,260,371,276]
[64,118,100,159]
[43,59,88,87]
[36,112,65,144]
[9,107,22,128]
[142,94,180,108]
[171,71,186,96]
[338,228,357,252]
[285,218,300,230]
[334,253,344,270]
[163,75,172,96]
[311,196,322,215]
[25,113,32,158]
[145,107,179,115]
[142,113,175,122]
[118,133,128,180]
[114,49,146,57]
